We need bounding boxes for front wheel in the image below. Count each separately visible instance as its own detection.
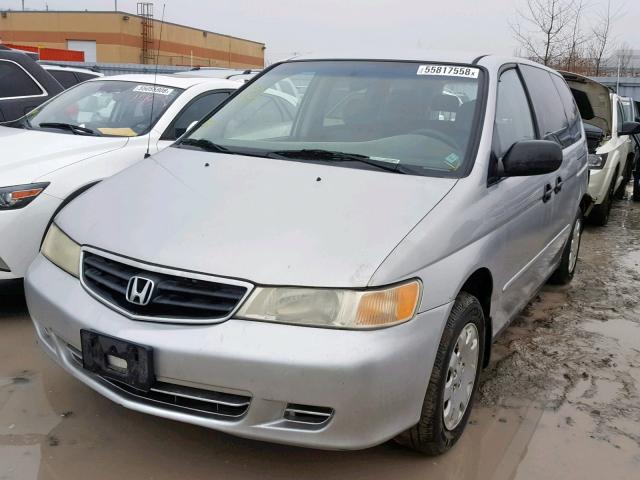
[549,209,582,285]
[633,170,640,202]
[394,292,484,455]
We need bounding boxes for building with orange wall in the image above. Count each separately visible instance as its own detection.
[0,10,264,68]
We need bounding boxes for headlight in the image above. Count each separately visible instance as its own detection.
[0,183,49,210]
[236,280,421,329]
[41,223,81,278]
[588,153,608,169]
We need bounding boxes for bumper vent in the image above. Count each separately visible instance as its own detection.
[68,347,250,419]
[81,251,249,322]
[284,403,334,426]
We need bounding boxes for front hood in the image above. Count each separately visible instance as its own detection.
[0,126,129,187]
[560,71,612,136]
[58,148,457,287]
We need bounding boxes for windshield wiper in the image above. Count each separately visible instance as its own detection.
[178,138,233,153]
[38,122,98,136]
[268,149,406,174]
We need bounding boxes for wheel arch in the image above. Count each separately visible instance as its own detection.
[458,267,493,368]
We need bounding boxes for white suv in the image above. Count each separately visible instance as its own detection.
[561,72,640,225]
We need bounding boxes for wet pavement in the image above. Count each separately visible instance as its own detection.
[1,193,640,480]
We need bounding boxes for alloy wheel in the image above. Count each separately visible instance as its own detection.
[568,217,582,273]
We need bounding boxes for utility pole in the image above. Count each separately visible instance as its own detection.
[21,0,24,11]
[115,1,118,11]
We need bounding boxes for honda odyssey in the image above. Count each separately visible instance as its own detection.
[26,52,590,454]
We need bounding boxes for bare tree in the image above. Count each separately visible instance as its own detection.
[511,0,576,66]
[617,41,634,76]
[563,0,588,71]
[588,0,616,76]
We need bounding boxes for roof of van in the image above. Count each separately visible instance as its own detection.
[288,51,554,69]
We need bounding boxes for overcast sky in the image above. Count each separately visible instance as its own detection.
[1,0,638,63]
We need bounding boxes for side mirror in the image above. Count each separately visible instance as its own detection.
[502,140,562,177]
[618,121,640,136]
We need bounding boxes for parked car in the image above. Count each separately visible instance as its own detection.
[0,48,64,122]
[0,74,240,282]
[41,64,104,89]
[0,44,39,60]
[26,53,590,454]
[620,96,640,201]
[560,72,640,225]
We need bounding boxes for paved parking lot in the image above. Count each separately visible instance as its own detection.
[1,193,639,480]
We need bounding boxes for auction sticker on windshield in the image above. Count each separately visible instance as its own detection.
[417,65,479,78]
[133,85,175,95]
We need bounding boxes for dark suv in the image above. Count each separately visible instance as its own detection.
[0,48,64,122]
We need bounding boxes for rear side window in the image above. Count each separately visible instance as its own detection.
[48,69,78,89]
[550,74,582,145]
[520,65,571,147]
[494,68,536,158]
[0,60,43,98]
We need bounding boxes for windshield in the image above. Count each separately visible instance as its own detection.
[182,61,484,177]
[621,99,634,123]
[25,80,183,137]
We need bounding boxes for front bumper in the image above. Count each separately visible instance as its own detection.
[25,254,450,450]
[0,193,61,281]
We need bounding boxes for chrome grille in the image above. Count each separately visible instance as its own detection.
[81,250,249,322]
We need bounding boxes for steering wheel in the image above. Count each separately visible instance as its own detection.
[410,128,460,150]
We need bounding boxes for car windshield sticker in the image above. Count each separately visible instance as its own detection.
[132,85,175,95]
[417,65,479,78]
[97,127,138,136]
[444,153,461,170]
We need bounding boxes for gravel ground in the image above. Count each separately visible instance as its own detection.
[1,191,639,480]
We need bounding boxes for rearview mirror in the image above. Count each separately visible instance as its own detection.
[618,121,640,136]
[502,140,562,177]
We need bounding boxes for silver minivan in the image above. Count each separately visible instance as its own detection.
[25,52,589,454]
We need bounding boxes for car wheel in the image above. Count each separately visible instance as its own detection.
[394,292,484,455]
[549,209,582,285]
[633,171,640,202]
[589,175,616,226]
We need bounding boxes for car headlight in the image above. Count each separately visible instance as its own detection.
[236,280,421,329]
[0,183,49,210]
[588,153,608,169]
[41,223,81,278]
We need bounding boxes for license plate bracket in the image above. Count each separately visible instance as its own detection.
[80,330,154,392]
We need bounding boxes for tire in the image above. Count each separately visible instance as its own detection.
[589,174,616,226]
[549,209,582,285]
[394,292,485,455]
[633,166,640,202]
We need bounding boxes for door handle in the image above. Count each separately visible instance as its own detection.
[554,176,563,194]
[543,184,553,203]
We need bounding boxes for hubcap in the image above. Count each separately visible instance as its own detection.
[443,323,479,431]
[568,218,582,273]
